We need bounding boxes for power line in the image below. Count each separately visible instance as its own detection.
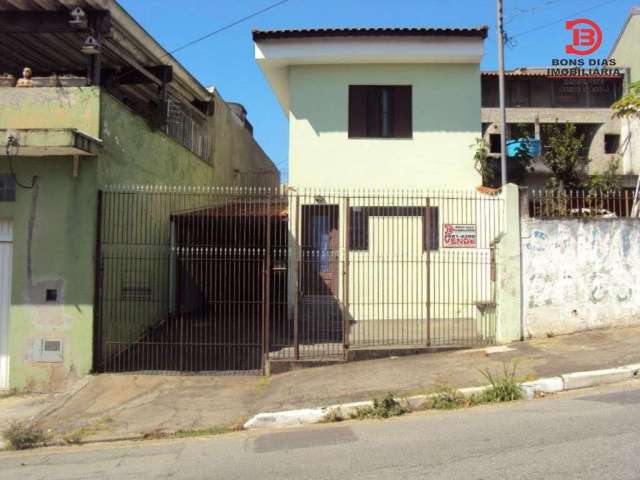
[510,0,622,39]
[505,0,563,25]
[165,0,290,57]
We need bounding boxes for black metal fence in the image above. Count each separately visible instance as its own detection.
[94,186,504,374]
[529,189,640,218]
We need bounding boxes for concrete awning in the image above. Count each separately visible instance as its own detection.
[1,128,101,157]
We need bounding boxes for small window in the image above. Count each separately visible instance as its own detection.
[604,134,620,154]
[423,207,439,251]
[348,206,438,251]
[0,174,16,202]
[45,289,58,302]
[349,208,368,251]
[489,134,501,154]
[349,85,412,139]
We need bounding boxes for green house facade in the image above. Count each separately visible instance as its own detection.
[0,1,278,391]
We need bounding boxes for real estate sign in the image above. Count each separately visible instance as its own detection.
[443,224,477,248]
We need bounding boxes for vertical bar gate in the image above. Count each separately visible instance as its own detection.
[94,186,503,374]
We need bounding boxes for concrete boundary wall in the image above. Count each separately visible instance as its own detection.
[522,216,640,337]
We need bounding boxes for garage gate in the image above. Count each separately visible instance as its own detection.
[93,186,503,374]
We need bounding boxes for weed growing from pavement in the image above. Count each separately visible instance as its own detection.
[351,393,408,420]
[477,362,524,403]
[2,421,49,450]
[325,364,526,424]
[63,417,114,445]
[322,407,344,423]
[429,388,469,410]
[144,421,245,441]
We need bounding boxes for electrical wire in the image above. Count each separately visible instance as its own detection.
[505,0,563,25]
[164,0,290,57]
[5,135,36,189]
[510,0,623,39]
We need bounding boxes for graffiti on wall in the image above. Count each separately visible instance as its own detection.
[523,219,640,336]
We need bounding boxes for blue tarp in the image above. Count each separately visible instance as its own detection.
[507,138,542,157]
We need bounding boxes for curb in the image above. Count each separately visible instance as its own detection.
[243,363,640,430]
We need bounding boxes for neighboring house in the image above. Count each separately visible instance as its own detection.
[253,27,488,189]
[610,6,640,180]
[0,0,278,391]
[481,69,626,188]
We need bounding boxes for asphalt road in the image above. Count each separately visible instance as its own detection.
[2,381,640,480]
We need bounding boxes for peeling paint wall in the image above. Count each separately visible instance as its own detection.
[0,86,100,138]
[522,218,640,337]
[1,85,278,391]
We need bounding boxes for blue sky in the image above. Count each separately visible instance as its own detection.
[118,0,637,180]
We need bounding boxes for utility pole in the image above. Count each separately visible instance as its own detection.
[497,0,508,186]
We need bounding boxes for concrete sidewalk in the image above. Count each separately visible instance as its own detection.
[3,326,640,444]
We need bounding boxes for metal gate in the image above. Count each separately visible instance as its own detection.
[94,187,503,374]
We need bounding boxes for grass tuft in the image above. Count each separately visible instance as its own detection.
[351,393,407,420]
[429,388,468,410]
[477,362,524,403]
[63,417,114,445]
[2,421,49,450]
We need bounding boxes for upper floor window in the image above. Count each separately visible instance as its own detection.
[0,175,16,202]
[348,85,412,139]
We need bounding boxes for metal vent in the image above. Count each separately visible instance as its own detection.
[121,286,152,301]
[44,340,61,352]
[33,338,63,363]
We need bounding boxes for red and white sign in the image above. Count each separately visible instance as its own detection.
[565,18,602,56]
[443,224,477,248]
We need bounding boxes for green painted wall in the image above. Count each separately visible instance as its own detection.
[288,63,482,189]
[1,88,218,391]
[209,90,279,186]
[0,156,98,391]
[98,93,216,185]
[0,86,100,138]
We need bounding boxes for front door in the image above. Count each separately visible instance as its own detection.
[0,220,13,390]
[301,205,339,296]
[299,205,341,344]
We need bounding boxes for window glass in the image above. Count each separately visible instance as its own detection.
[0,175,16,202]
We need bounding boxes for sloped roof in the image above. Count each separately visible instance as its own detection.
[253,26,489,41]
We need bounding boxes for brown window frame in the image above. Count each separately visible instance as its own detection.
[348,206,439,252]
[348,85,412,139]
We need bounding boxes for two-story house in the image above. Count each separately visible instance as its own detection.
[254,26,488,189]
[253,27,503,362]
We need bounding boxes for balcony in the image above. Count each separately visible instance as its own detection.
[0,86,101,157]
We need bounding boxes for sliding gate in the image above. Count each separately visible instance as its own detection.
[94,187,503,374]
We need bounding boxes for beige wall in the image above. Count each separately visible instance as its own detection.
[286,190,502,348]
[611,11,640,83]
[287,64,482,189]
